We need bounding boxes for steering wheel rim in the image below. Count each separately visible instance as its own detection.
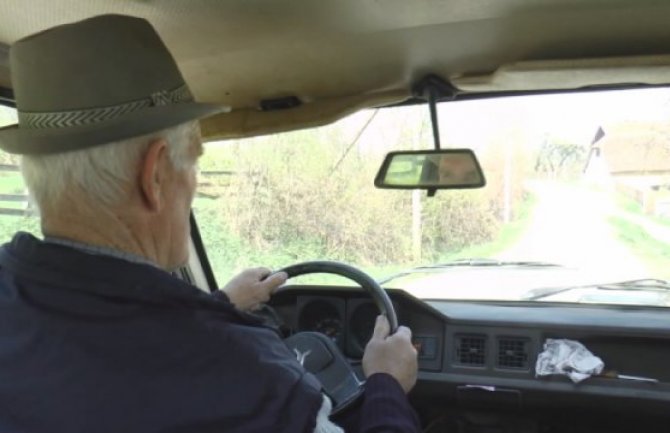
[277,260,398,333]
[276,261,399,414]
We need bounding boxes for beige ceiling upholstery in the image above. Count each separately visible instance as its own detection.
[2,0,670,139]
[454,55,670,92]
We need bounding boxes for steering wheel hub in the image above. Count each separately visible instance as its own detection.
[277,261,398,414]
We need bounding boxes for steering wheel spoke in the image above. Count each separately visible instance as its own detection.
[277,261,398,414]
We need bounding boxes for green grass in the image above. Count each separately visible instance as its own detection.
[609,216,670,280]
[617,192,670,228]
[442,193,538,261]
[617,193,641,214]
[650,211,670,228]
[0,215,40,243]
[0,174,26,192]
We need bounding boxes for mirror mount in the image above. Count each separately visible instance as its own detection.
[412,75,459,196]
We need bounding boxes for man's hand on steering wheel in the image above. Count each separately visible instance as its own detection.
[220,267,288,311]
[222,262,418,412]
[363,315,418,393]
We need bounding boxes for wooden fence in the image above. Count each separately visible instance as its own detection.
[0,193,32,216]
[0,165,233,217]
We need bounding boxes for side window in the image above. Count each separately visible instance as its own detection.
[0,105,40,241]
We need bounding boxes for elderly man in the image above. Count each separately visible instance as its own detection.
[0,15,419,433]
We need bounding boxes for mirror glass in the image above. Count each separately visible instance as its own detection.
[375,149,485,189]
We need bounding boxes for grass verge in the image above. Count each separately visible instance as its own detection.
[195,192,539,287]
[616,193,670,228]
[608,216,670,280]
[443,192,538,261]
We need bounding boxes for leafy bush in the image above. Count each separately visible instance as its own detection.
[193,110,525,284]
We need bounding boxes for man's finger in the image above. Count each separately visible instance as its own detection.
[372,315,390,340]
[394,326,413,341]
[254,267,273,279]
[260,271,288,292]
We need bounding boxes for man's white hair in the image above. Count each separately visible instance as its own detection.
[20,121,198,212]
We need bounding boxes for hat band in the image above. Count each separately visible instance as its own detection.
[17,84,193,130]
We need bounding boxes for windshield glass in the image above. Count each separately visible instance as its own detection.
[0,105,16,128]
[192,87,670,307]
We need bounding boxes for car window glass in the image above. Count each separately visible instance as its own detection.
[191,88,670,307]
[0,105,41,239]
[0,105,16,128]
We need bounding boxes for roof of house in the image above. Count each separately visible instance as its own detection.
[592,122,670,174]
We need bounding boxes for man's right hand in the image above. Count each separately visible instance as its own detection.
[362,315,418,393]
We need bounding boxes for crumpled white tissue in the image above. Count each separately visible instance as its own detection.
[535,339,604,383]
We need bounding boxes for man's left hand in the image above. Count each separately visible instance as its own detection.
[220,267,288,311]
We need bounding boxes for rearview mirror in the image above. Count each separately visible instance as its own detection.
[374,149,486,190]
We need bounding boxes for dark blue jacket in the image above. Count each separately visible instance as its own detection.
[0,233,419,433]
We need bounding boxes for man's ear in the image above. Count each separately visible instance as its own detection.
[139,138,169,212]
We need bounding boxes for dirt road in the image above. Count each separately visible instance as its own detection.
[496,181,651,281]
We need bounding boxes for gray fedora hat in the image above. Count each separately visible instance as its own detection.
[0,14,229,155]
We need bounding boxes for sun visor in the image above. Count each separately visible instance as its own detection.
[452,55,670,92]
[200,89,409,141]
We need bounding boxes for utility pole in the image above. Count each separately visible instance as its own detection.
[411,113,425,262]
[503,144,512,224]
[412,189,422,262]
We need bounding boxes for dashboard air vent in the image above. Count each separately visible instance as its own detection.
[455,334,486,366]
[497,337,530,369]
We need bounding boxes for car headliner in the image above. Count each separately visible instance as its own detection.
[2,0,670,140]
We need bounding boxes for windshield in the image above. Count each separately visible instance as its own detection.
[192,87,670,307]
[0,105,16,128]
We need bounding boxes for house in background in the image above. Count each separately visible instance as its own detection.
[584,122,670,217]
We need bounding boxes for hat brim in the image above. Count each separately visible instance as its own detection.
[0,102,230,155]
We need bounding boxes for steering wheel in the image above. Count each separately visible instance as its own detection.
[277,261,398,414]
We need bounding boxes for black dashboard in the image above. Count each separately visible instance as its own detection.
[271,286,445,371]
[268,285,670,421]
